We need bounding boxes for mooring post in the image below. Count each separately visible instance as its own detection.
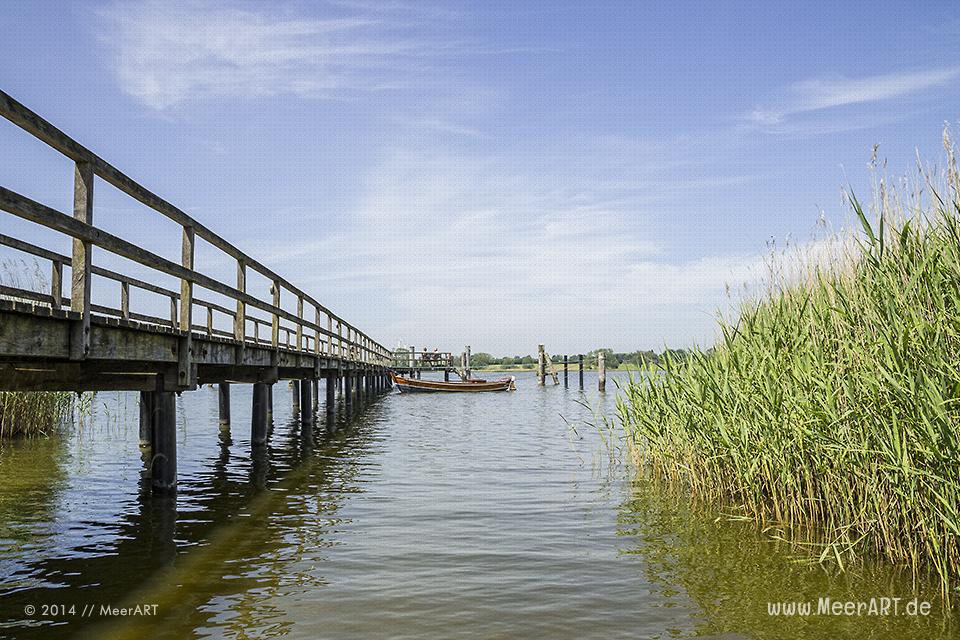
[537,344,546,386]
[598,351,606,392]
[563,355,569,387]
[579,354,584,390]
[300,379,313,425]
[139,390,153,448]
[466,345,471,380]
[151,388,177,491]
[252,382,269,445]
[218,382,231,427]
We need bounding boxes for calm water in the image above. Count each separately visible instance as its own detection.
[0,371,953,639]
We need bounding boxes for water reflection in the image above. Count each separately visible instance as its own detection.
[619,475,955,639]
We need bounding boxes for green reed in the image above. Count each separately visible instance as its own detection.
[0,392,72,438]
[619,134,960,598]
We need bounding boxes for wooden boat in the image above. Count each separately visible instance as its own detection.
[391,372,515,393]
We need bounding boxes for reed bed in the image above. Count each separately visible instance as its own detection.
[0,392,72,438]
[0,258,72,438]
[619,134,960,598]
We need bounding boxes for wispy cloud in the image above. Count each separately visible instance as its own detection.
[748,67,960,126]
[248,146,771,351]
[95,1,459,109]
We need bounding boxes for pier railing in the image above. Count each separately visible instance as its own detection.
[0,90,391,385]
[391,350,454,370]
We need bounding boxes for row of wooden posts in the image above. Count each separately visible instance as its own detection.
[138,370,393,490]
[536,345,606,391]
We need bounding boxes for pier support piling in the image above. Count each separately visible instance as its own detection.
[252,382,269,445]
[563,355,569,387]
[326,374,336,416]
[300,379,313,425]
[150,390,177,491]
[218,382,231,427]
[579,354,584,390]
[291,380,300,414]
[139,390,153,449]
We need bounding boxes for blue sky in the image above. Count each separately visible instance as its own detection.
[2,1,959,354]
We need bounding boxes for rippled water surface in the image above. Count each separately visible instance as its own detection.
[0,371,953,639]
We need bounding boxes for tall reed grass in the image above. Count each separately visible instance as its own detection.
[0,258,72,438]
[619,132,960,598]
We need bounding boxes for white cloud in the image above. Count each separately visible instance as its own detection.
[95,1,454,109]
[749,67,959,125]
[248,148,779,352]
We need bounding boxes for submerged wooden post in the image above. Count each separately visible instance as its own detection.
[578,354,584,390]
[70,160,93,360]
[598,352,606,392]
[326,374,336,415]
[138,390,153,448]
[267,383,274,421]
[252,382,269,445]
[344,373,353,412]
[218,382,231,427]
[151,388,177,491]
[537,344,546,386]
[300,379,313,425]
[563,355,569,387]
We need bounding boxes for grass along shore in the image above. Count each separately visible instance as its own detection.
[618,138,960,599]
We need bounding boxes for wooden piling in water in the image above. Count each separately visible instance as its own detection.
[138,390,153,448]
[579,354,584,390]
[598,352,606,392]
[326,374,336,415]
[218,382,230,427]
[300,379,313,425]
[252,382,269,445]
[267,383,273,421]
[151,389,177,491]
[312,379,319,413]
[537,344,546,386]
[563,355,568,387]
[291,380,300,413]
[345,374,353,411]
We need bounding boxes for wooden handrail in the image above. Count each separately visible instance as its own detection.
[0,89,393,366]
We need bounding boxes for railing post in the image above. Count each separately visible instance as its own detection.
[178,225,195,387]
[120,281,130,320]
[235,259,246,342]
[271,279,281,348]
[70,160,93,360]
[296,294,304,352]
[327,315,334,356]
[50,260,62,310]
[314,307,321,356]
[169,295,177,328]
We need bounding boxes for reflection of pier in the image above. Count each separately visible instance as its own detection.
[0,90,396,491]
[0,401,378,639]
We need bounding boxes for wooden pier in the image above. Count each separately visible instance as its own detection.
[0,90,396,491]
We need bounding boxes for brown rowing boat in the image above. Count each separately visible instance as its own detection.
[390,373,515,393]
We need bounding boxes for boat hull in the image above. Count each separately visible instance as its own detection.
[391,373,515,392]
